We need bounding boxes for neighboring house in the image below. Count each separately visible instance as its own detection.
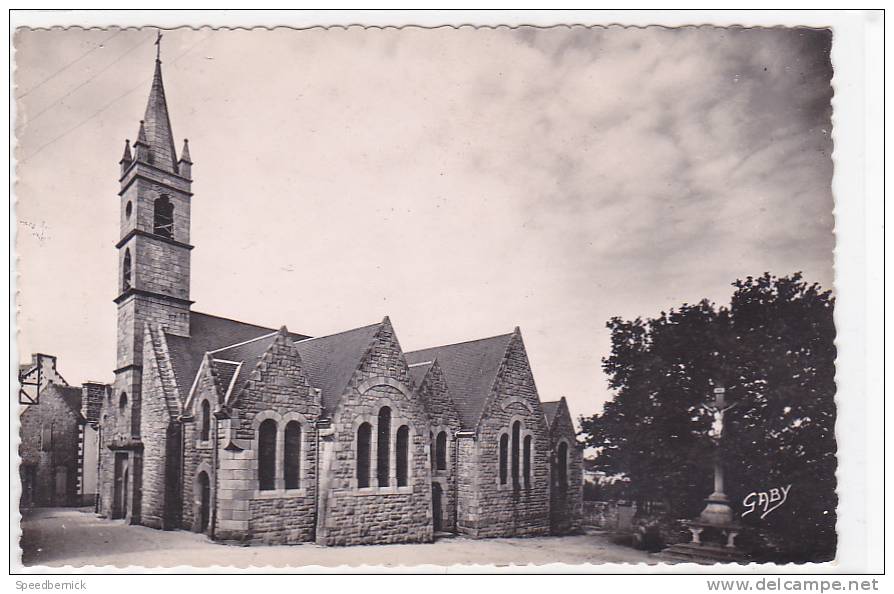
[96,54,583,546]
[18,354,107,507]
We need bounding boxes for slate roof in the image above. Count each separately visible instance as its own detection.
[405,332,514,430]
[293,322,382,415]
[408,361,434,389]
[210,332,281,401]
[208,359,240,400]
[165,311,310,402]
[55,385,84,420]
[541,400,561,428]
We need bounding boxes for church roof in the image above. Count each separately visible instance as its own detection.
[141,59,179,174]
[165,311,310,402]
[405,332,514,430]
[541,400,562,428]
[293,322,382,415]
[408,361,434,389]
[210,332,281,401]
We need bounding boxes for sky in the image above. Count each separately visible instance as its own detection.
[13,26,835,424]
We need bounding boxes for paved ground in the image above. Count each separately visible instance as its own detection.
[18,507,658,569]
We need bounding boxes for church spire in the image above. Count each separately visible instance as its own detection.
[139,43,179,174]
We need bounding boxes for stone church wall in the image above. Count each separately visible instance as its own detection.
[138,331,173,529]
[215,331,321,545]
[415,361,461,533]
[181,363,217,532]
[548,403,584,534]
[468,332,551,538]
[316,321,433,546]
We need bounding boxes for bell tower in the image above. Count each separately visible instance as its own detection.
[114,52,193,420]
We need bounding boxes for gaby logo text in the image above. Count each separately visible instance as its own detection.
[742,484,792,519]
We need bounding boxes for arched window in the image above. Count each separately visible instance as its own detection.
[257,419,277,491]
[557,441,568,490]
[523,435,532,488]
[122,249,132,291]
[499,433,509,485]
[435,431,448,471]
[200,400,210,441]
[396,425,409,487]
[153,195,174,238]
[511,421,521,487]
[119,392,128,411]
[357,422,372,488]
[377,407,391,487]
[284,421,301,489]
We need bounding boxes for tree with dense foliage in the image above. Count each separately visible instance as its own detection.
[580,273,837,561]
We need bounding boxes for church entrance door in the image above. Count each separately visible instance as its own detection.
[197,471,210,533]
[112,453,129,519]
[432,481,443,532]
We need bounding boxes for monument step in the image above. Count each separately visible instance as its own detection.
[655,543,748,565]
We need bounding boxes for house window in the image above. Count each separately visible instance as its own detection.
[257,419,277,491]
[557,441,568,490]
[377,407,391,487]
[119,392,128,411]
[153,195,174,238]
[199,400,210,441]
[523,435,532,488]
[122,249,132,291]
[284,421,301,489]
[499,433,509,485]
[396,425,409,487]
[125,200,133,219]
[40,423,53,452]
[435,431,447,471]
[511,421,521,487]
[357,422,372,488]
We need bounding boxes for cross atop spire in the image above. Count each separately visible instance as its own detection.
[155,30,163,62]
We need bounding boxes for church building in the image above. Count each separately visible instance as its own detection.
[96,53,582,546]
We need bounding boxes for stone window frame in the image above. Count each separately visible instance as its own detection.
[195,397,213,450]
[117,391,129,438]
[554,437,571,491]
[153,194,175,238]
[430,424,452,476]
[496,414,534,493]
[349,395,415,496]
[250,410,310,499]
[122,248,132,292]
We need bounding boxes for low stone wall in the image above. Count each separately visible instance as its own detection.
[582,501,636,531]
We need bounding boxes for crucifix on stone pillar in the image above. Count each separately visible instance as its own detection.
[698,383,736,526]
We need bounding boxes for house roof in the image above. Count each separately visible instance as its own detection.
[405,332,513,429]
[165,311,310,402]
[541,400,561,428]
[55,385,84,420]
[293,322,382,415]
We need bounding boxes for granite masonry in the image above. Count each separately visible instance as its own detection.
[94,55,583,546]
[18,354,106,508]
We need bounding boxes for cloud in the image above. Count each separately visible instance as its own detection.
[14,26,835,421]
